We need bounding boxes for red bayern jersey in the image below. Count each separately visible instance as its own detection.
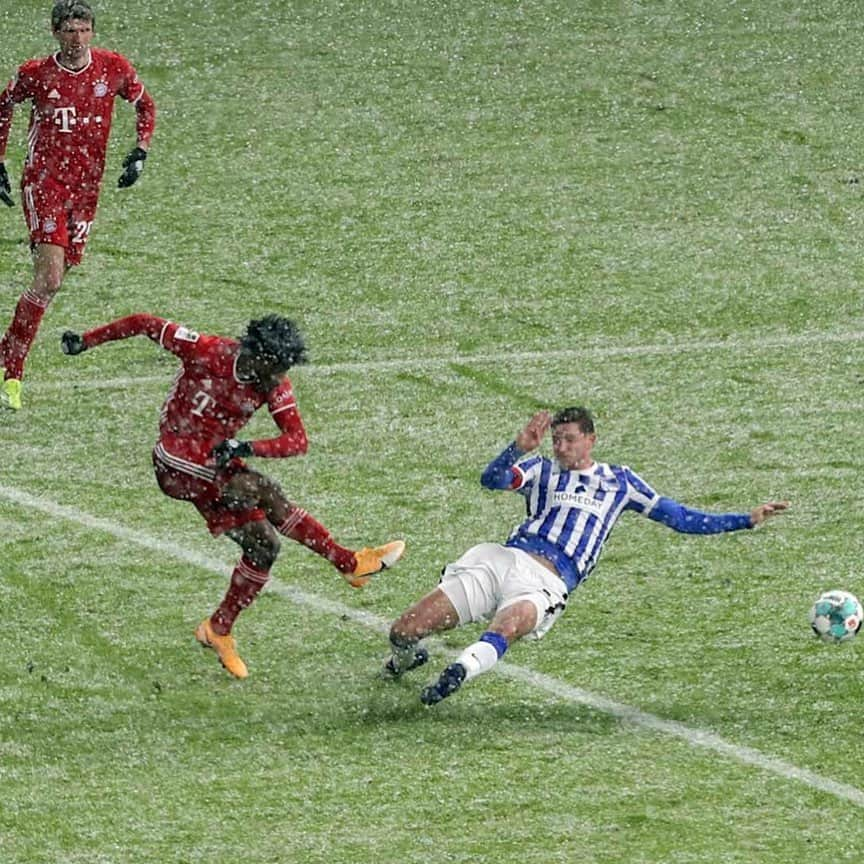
[0,48,156,190]
[81,314,308,464]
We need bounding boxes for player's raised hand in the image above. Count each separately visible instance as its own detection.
[61,331,86,355]
[0,163,14,207]
[516,410,552,452]
[212,438,254,468]
[118,146,147,188]
[749,500,790,526]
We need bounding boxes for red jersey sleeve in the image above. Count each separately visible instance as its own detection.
[0,65,35,160]
[82,313,169,348]
[249,379,309,459]
[154,321,221,362]
[133,87,156,148]
[111,53,156,148]
[82,314,229,373]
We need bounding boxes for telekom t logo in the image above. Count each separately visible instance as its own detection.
[53,106,77,132]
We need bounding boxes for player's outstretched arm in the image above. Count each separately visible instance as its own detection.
[649,496,789,534]
[61,314,169,355]
[749,500,790,526]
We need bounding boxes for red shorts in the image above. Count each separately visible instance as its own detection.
[152,444,267,536]
[22,172,99,267]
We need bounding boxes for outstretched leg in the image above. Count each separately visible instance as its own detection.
[420,598,538,706]
[224,469,404,586]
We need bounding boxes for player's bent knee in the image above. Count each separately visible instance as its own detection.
[255,533,280,566]
[238,521,281,568]
[491,598,540,642]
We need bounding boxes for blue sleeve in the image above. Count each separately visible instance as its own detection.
[647,496,753,534]
[480,442,525,490]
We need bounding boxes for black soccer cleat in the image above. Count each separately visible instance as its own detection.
[420,662,467,706]
[383,646,429,678]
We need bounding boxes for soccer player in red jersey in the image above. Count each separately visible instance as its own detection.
[0,1,157,410]
[60,314,405,678]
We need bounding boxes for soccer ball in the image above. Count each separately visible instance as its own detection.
[809,590,863,643]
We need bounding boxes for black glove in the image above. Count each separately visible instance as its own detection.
[61,331,86,355]
[0,162,14,207]
[117,146,147,188]
[212,438,253,467]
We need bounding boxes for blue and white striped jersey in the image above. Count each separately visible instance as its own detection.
[481,442,754,591]
[505,455,660,591]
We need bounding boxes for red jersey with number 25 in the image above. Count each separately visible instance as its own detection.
[81,314,308,465]
[0,48,155,189]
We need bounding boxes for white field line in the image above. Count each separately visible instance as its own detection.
[38,327,864,391]
[2,483,863,810]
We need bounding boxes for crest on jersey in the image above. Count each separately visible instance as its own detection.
[42,218,57,234]
[93,80,108,97]
[174,326,200,343]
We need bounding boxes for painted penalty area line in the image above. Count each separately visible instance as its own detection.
[2,482,864,811]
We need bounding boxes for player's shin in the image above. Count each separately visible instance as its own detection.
[455,631,509,681]
[389,633,417,670]
[276,507,355,572]
[385,631,430,677]
[211,557,271,634]
[3,291,49,379]
[420,634,503,704]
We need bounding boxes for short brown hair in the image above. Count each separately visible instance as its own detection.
[551,406,595,435]
[52,1,95,31]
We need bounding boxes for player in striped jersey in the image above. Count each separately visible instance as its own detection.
[383,406,788,705]
[61,313,404,678]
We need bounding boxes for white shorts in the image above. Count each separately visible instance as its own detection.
[439,542,569,640]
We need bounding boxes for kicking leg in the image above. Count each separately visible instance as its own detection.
[226,469,404,587]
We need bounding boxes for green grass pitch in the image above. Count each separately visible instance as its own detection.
[1,1,863,862]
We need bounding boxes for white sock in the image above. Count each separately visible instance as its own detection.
[455,639,500,681]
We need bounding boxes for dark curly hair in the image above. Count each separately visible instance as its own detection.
[551,406,595,435]
[241,315,308,370]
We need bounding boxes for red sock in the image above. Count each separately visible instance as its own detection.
[210,557,271,635]
[277,507,356,573]
[3,290,49,380]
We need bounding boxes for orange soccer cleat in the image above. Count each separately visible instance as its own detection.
[194,618,248,679]
[345,540,406,588]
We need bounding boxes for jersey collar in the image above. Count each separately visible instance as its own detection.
[53,50,93,74]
